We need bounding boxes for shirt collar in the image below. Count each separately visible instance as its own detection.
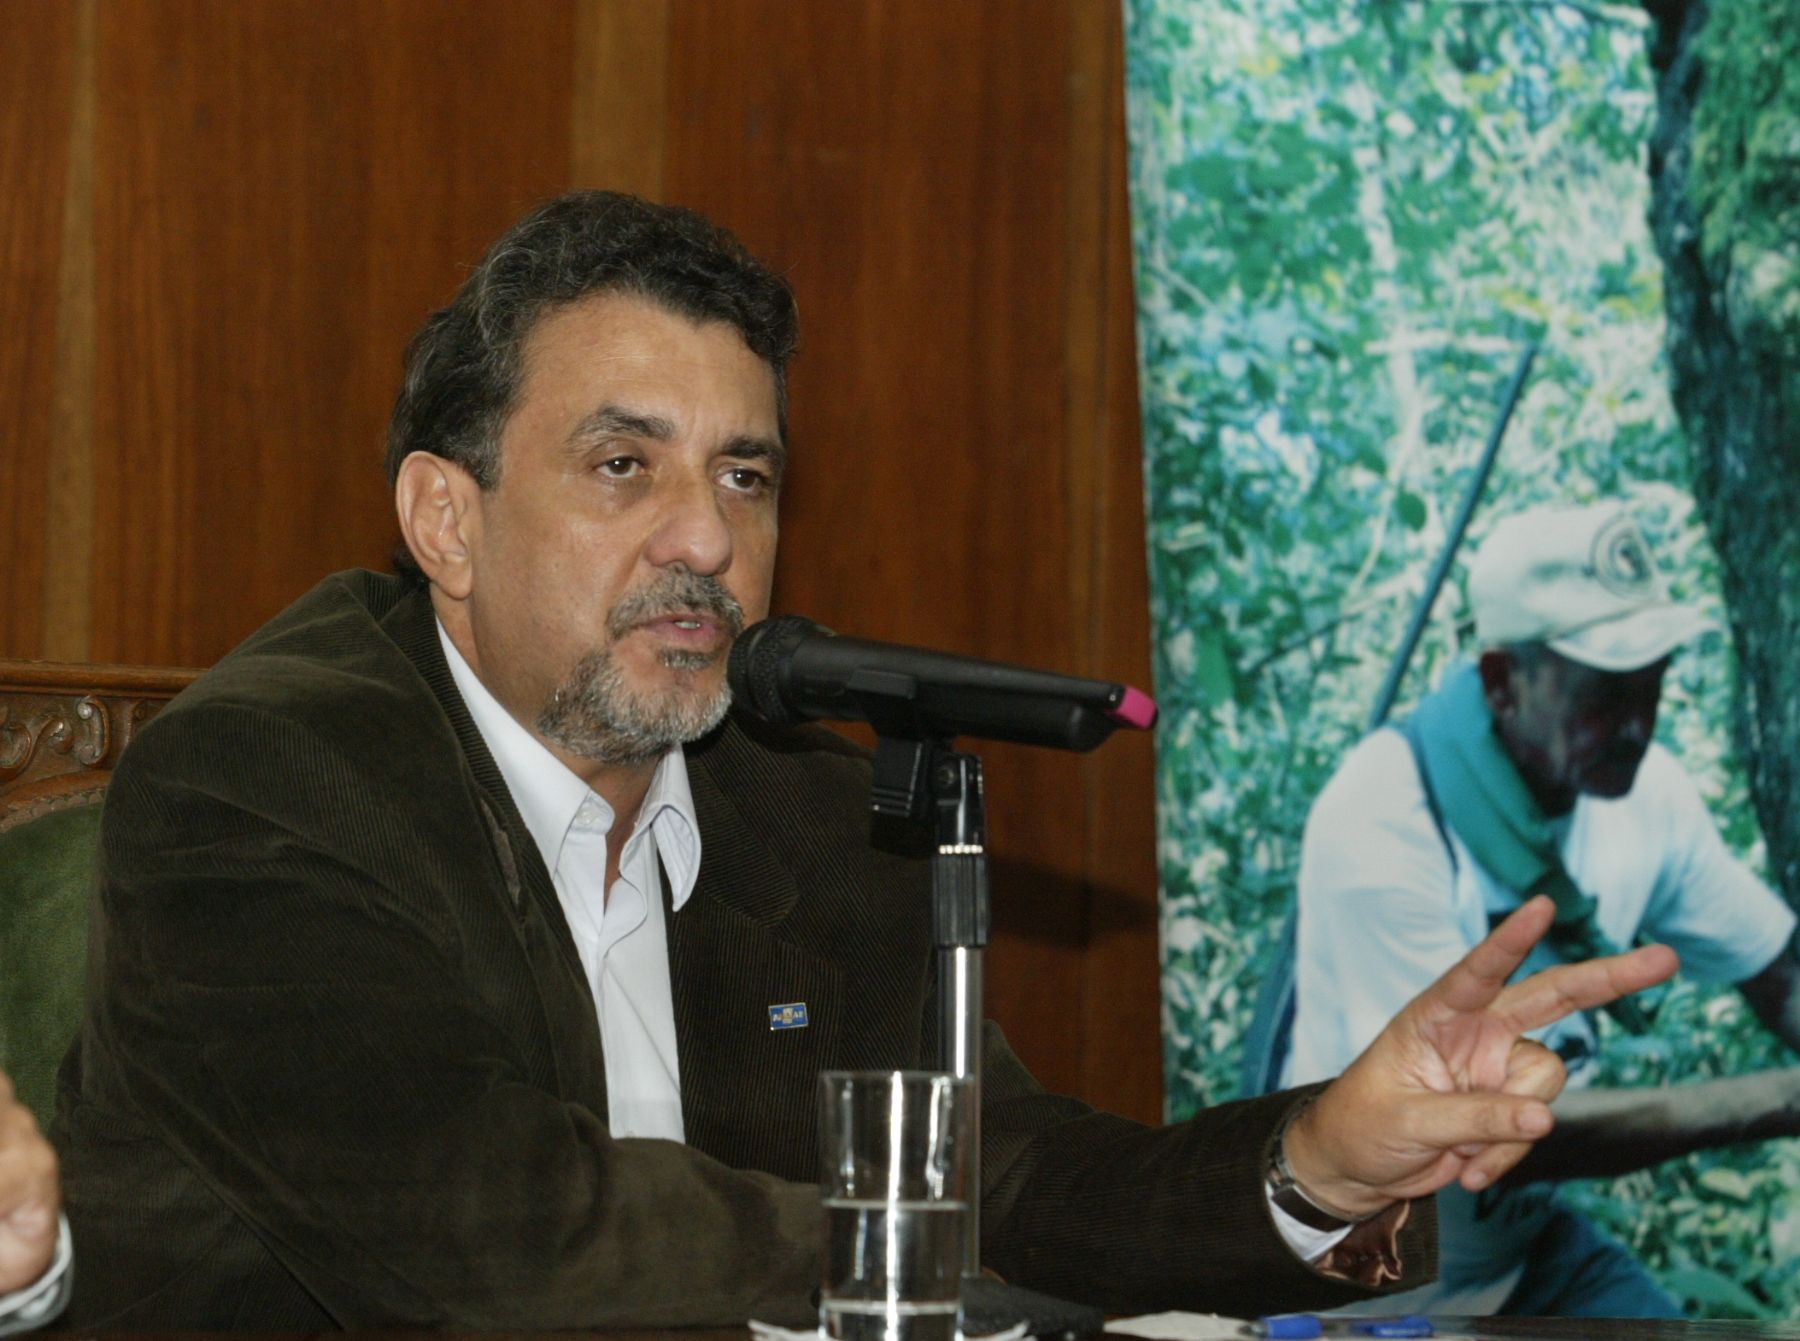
[435,620,700,911]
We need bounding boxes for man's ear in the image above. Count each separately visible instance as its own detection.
[1477,648,1516,718]
[395,452,483,600]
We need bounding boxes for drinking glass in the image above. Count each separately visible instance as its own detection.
[817,1070,972,1341]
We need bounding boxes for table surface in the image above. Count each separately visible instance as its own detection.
[1432,1321,1800,1339]
[44,1322,1800,1341]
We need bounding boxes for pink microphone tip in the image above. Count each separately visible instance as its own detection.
[1108,685,1158,731]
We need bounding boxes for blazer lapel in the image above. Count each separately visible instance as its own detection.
[382,590,580,968]
[378,585,608,1115]
[672,735,845,1182]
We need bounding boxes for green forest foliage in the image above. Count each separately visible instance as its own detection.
[1123,0,1798,1317]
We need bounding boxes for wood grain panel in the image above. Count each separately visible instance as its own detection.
[662,0,1160,1121]
[0,0,79,659]
[1072,15,1162,1118]
[572,0,671,199]
[45,0,99,663]
[90,0,578,666]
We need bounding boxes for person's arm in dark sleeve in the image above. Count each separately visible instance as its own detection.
[975,1032,1435,1317]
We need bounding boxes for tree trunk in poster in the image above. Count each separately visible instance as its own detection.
[1645,0,1800,905]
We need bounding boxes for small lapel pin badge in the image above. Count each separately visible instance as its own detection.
[768,1002,809,1031]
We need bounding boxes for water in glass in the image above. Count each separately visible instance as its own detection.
[820,1196,965,1341]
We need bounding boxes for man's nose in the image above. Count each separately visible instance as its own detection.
[645,474,732,575]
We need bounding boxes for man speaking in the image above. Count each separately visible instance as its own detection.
[54,192,1671,1328]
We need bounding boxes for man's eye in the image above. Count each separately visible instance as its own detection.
[722,466,772,494]
[597,456,642,478]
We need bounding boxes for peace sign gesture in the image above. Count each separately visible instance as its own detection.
[1280,895,1679,1219]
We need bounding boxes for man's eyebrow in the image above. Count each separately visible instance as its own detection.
[722,435,788,474]
[567,408,784,473]
[569,405,675,444]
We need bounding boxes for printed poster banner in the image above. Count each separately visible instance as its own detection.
[1121,0,1799,1319]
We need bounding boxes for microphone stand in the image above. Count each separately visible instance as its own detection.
[869,735,988,1276]
[869,737,1103,1337]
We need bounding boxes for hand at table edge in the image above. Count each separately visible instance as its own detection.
[0,1074,61,1297]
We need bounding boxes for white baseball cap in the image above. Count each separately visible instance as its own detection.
[1468,501,1718,672]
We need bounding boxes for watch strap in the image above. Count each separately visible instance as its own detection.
[1266,1099,1382,1232]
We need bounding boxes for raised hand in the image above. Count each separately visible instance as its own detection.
[1281,895,1679,1219]
[0,1076,59,1295]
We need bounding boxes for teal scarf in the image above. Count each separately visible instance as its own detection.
[1409,662,1649,1033]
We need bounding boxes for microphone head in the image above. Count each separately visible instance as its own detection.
[727,614,831,724]
[1109,684,1158,731]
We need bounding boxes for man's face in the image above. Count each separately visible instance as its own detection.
[460,291,782,767]
[1485,648,1668,813]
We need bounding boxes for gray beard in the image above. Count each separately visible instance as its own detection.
[534,570,745,765]
[536,645,733,766]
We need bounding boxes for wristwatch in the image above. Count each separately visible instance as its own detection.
[1266,1101,1379,1232]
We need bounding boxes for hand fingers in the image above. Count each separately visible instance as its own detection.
[1415,896,1557,1017]
[1357,1088,1554,1205]
[1492,942,1678,1034]
[1412,897,1677,1034]
[1501,1037,1565,1104]
[0,1100,58,1213]
[1393,1087,1554,1158]
[1450,1039,1566,1175]
[1460,1139,1533,1192]
[1459,1048,1563,1187]
[0,1094,58,1288]
[0,1099,59,1294]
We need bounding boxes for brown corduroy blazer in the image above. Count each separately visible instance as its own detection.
[52,571,1430,1329]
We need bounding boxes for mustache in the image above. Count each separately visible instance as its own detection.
[606,570,746,641]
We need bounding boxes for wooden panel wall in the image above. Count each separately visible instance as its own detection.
[0,0,1161,1124]
[1,0,79,660]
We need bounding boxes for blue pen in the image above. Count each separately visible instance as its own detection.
[1244,1314,1434,1339]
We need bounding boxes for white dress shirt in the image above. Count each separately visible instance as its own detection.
[439,623,697,1141]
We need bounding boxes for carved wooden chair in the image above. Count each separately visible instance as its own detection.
[0,659,199,1126]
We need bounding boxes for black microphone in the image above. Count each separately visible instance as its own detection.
[727,615,1157,752]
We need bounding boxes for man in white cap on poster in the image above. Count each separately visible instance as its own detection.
[1284,498,1800,1317]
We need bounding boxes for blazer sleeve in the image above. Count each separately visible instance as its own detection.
[978,1031,1438,1316]
[74,699,822,1330]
